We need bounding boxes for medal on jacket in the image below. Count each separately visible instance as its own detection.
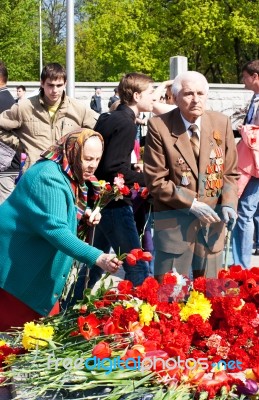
[181,172,191,186]
[215,146,223,157]
[209,149,216,159]
[213,130,222,146]
[177,157,185,165]
[205,131,224,196]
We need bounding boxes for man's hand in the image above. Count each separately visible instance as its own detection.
[222,206,237,228]
[190,200,221,224]
[133,163,143,172]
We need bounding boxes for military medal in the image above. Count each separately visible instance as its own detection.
[213,130,222,146]
[181,171,191,186]
[209,149,216,159]
[215,146,223,157]
[177,157,185,165]
[205,133,224,196]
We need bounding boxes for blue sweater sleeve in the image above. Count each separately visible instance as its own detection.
[22,163,103,267]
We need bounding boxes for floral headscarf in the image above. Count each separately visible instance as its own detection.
[41,128,103,222]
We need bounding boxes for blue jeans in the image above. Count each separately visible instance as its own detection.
[232,177,259,268]
[254,204,259,248]
[89,205,149,288]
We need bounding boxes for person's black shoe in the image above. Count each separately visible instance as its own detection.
[254,248,259,256]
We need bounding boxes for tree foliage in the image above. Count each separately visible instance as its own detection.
[0,0,39,80]
[0,0,258,82]
[76,0,259,82]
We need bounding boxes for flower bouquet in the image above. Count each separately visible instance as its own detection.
[0,265,259,400]
[78,173,144,241]
[88,174,132,222]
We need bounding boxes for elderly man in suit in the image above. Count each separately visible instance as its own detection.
[144,71,239,282]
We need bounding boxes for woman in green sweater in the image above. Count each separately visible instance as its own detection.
[0,128,122,331]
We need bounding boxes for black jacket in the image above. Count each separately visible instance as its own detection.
[95,104,146,207]
[90,95,102,114]
[108,95,119,108]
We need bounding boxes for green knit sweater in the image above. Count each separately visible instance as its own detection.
[0,160,103,315]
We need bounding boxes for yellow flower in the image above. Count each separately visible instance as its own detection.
[139,303,157,326]
[22,321,54,350]
[0,340,6,346]
[179,290,212,322]
[98,180,106,187]
[123,298,143,311]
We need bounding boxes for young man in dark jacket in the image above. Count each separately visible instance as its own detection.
[88,72,156,288]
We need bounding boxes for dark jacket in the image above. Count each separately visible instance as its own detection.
[0,87,20,173]
[90,95,102,114]
[108,95,119,109]
[94,103,146,207]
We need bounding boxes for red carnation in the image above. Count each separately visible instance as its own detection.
[193,276,207,293]
[162,273,177,285]
[251,286,259,304]
[117,280,133,293]
[119,185,131,195]
[94,300,105,309]
[249,267,259,283]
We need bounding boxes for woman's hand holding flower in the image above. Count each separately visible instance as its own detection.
[95,254,122,274]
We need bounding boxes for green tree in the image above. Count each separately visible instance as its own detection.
[1,0,258,83]
[0,0,39,80]
[76,0,259,83]
[76,0,170,81]
[166,0,259,82]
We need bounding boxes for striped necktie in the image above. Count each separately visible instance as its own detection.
[189,124,200,161]
[246,95,259,124]
[246,95,256,124]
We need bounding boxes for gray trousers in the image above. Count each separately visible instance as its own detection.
[0,173,18,204]
[154,228,223,281]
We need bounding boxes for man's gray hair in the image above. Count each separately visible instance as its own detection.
[172,71,209,96]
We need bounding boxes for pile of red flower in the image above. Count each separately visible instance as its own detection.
[74,265,259,399]
[0,265,258,400]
